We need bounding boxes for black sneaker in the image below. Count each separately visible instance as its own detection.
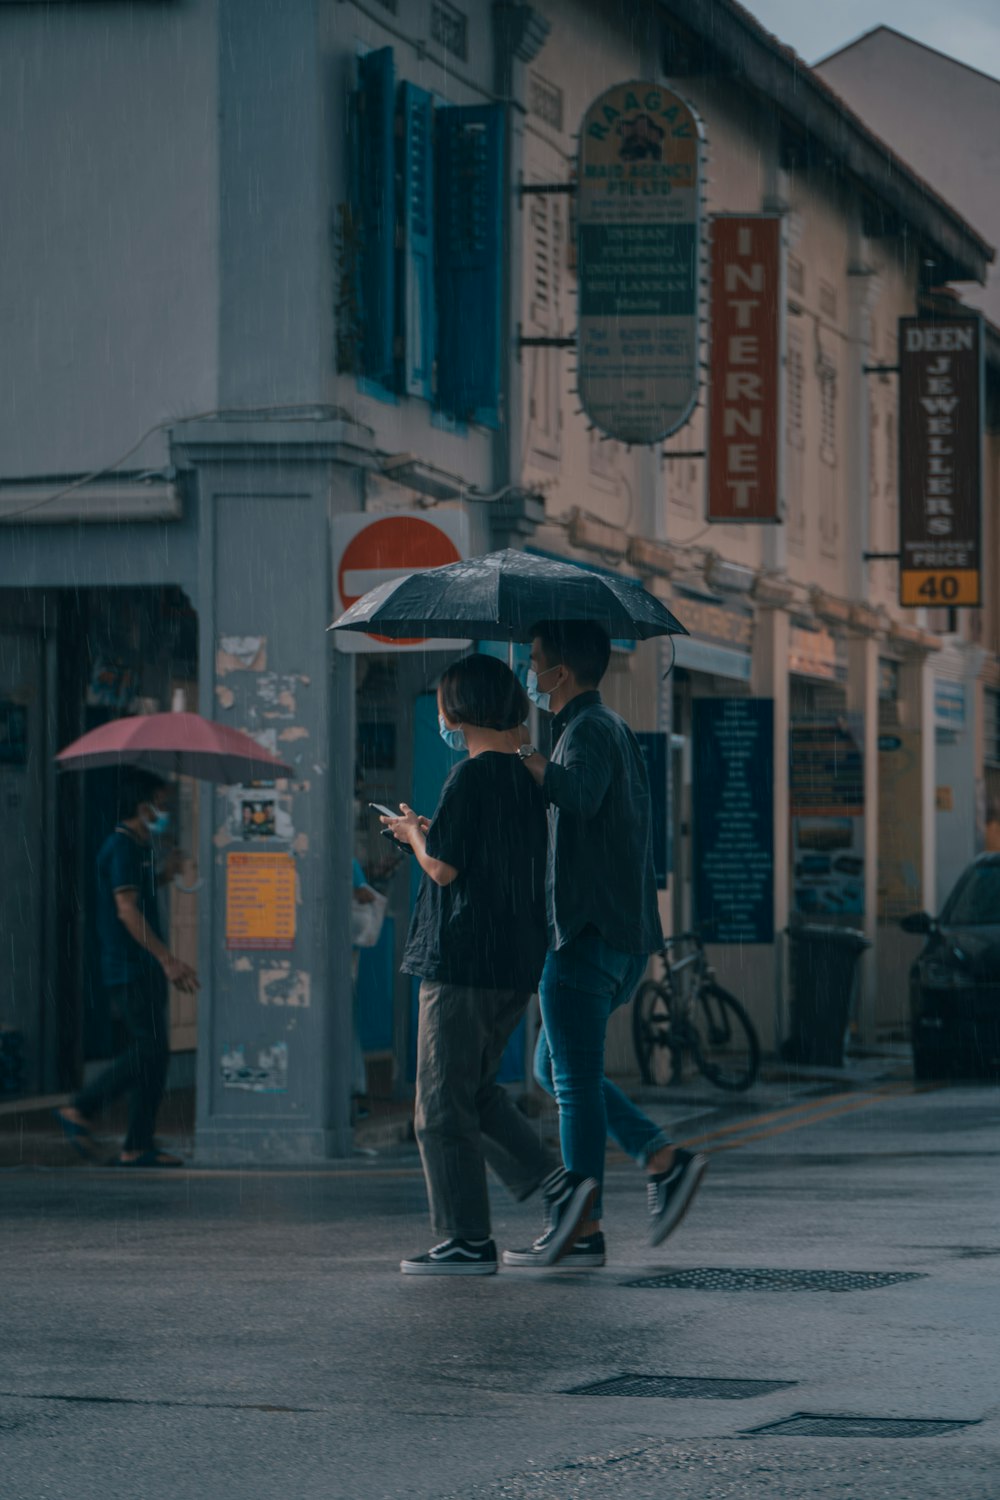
[501,1170,598,1267]
[400,1237,498,1276]
[561,1231,606,1267]
[647,1149,708,1246]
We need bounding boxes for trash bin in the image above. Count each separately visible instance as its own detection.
[782,925,872,1067]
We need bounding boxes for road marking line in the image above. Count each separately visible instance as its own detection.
[691,1083,915,1154]
[678,1081,908,1151]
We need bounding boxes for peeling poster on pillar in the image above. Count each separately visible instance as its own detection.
[225,851,296,950]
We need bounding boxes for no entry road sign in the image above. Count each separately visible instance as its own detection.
[332,512,470,652]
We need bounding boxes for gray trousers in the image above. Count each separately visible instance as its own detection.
[414,981,557,1242]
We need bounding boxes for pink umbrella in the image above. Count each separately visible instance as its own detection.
[56,713,294,784]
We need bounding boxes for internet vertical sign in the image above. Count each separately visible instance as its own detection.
[707,216,784,523]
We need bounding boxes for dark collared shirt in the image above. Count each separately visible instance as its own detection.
[542,691,663,955]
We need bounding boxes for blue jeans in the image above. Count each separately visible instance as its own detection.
[535,932,671,1219]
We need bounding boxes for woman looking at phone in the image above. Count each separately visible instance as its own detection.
[383,654,570,1276]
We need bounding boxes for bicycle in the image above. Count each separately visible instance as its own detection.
[632,932,760,1092]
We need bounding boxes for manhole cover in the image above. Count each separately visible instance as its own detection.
[747,1412,977,1439]
[623,1268,925,1293]
[566,1375,796,1400]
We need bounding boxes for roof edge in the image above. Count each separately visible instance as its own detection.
[817,23,1000,90]
[658,0,994,283]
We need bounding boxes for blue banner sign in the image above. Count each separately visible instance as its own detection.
[635,731,670,889]
[693,698,774,944]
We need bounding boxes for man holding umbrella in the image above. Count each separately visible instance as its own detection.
[502,621,708,1267]
[329,547,703,1261]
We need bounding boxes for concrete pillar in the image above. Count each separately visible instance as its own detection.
[846,633,879,1045]
[751,604,790,1050]
[172,416,372,1162]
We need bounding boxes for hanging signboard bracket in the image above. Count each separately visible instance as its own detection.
[517,333,577,349]
[518,181,577,198]
[863,363,900,375]
[862,551,901,561]
[663,450,705,459]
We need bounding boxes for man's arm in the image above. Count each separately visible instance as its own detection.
[114,889,200,992]
[520,718,612,819]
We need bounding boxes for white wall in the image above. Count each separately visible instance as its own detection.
[0,0,220,478]
[818,29,1000,321]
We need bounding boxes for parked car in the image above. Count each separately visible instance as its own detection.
[900,854,1000,1081]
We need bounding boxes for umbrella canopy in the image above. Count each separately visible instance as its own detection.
[56,713,294,784]
[328,548,688,643]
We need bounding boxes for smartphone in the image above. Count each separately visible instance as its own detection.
[370,802,414,855]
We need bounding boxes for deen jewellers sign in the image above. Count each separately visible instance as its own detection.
[899,316,982,608]
[577,81,703,445]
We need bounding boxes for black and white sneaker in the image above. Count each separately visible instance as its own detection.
[501,1169,598,1267]
[647,1148,708,1247]
[400,1238,497,1276]
[560,1231,606,1268]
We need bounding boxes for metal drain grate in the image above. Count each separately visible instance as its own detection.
[566,1374,796,1400]
[747,1412,977,1439]
[622,1267,925,1293]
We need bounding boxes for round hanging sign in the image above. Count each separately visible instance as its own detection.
[577,80,703,445]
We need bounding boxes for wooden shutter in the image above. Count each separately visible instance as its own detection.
[350,48,396,388]
[435,104,504,426]
[525,180,563,462]
[398,82,435,401]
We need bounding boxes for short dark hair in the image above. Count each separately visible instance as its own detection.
[116,767,168,820]
[531,621,611,688]
[438,654,529,731]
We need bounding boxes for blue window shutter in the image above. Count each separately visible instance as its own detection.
[435,104,504,427]
[350,48,396,387]
[398,83,435,401]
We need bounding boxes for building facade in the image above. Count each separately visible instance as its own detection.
[1,0,996,1158]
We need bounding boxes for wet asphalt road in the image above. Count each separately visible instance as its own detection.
[3,1075,1000,1500]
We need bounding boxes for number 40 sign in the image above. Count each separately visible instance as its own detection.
[898,316,982,609]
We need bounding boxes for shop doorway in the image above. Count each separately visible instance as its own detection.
[0,629,46,1095]
[0,586,199,1102]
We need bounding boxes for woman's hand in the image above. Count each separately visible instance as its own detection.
[382,802,424,848]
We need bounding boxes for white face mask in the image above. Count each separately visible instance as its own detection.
[144,807,171,836]
[526,664,563,713]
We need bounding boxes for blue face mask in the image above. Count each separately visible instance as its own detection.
[526,665,562,713]
[438,714,467,753]
[144,808,171,837]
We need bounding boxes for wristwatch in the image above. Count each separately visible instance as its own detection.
[517,743,538,761]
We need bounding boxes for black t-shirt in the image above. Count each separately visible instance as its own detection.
[96,827,163,986]
[402,753,548,991]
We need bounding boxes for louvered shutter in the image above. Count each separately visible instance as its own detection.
[350,48,396,388]
[435,104,504,426]
[525,179,562,461]
[398,83,435,401]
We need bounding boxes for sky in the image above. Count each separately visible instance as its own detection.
[744,0,1000,80]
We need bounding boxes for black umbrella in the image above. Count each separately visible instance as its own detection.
[328,548,687,644]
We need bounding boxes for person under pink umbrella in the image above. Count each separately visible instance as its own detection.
[53,712,292,1167]
[55,768,199,1168]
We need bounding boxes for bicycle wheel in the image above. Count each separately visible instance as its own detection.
[631,980,675,1086]
[689,982,760,1092]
